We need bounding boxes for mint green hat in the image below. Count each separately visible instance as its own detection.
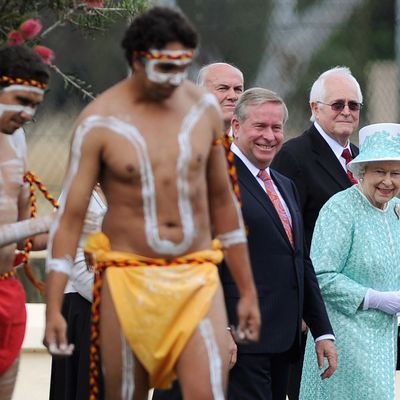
[348,123,400,179]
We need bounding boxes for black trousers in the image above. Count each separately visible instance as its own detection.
[49,292,104,400]
[227,351,291,400]
[286,331,307,400]
[153,351,292,400]
[152,380,182,400]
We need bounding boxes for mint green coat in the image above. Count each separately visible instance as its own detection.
[300,185,400,400]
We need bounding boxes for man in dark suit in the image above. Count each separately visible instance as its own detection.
[153,62,245,400]
[272,66,361,249]
[271,66,362,400]
[220,87,337,400]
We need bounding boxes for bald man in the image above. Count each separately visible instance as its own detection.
[197,62,244,131]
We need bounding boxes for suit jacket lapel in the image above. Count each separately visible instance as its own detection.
[309,126,354,189]
[235,156,292,247]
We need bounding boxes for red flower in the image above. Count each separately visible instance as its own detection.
[19,19,42,40]
[85,1,104,8]
[8,31,24,46]
[33,45,55,65]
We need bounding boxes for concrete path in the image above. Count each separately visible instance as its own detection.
[12,304,400,399]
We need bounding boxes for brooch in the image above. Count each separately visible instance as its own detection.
[395,204,400,220]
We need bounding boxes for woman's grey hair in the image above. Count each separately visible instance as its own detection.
[234,87,289,125]
[350,162,367,180]
[309,66,363,122]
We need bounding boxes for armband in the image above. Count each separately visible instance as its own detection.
[217,228,247,248]
[46,256,74,276]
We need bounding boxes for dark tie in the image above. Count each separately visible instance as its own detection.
[341,148,358,184]
[258,169,294,247]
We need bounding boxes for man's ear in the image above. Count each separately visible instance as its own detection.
[310,101,319,118]
[231,117,240,139]
[132,57,144,73]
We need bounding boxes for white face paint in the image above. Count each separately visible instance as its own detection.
[142,49,193,87]
[144,59,189,86]
[0,103,36,118]
[2,84,44,95]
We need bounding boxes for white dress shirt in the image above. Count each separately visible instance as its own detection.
[314,122,354,171]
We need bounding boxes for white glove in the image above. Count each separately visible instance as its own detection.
[363,289,400,315]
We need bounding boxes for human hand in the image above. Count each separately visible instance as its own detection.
[84,250,95,272]
[301,319,309,333]
[364,289,400,315]
[43,311,74,357]
[315,339,337,380]
[227,329,237,369]
[236,293,260,343]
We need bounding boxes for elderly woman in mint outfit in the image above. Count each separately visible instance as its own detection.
[300,123,400,400]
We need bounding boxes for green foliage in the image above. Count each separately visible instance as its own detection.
[0,0,148,44]
[0,0,148,99]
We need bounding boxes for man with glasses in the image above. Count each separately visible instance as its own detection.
[271,66,362,400]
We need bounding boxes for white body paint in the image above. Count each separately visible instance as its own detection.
[47,93,223,270]
[0,213,53,247]
[199,318,225,400]
[0,128,42,252]
[121,332,135,400]
[217,228,247,248]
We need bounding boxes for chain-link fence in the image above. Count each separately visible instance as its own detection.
[25,0,399,209]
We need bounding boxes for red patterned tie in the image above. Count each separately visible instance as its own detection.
[341,148,358,184]
[258,169,294,247]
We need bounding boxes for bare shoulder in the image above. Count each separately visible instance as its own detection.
[70,81,130,142]
[182,81,221,119]
[76,79,131,123]
[182,81,218,105]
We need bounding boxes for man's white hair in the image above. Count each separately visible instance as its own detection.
[196,62,243,86]
[309,66,363,122]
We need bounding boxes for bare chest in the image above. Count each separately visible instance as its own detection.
[0,137,25,220]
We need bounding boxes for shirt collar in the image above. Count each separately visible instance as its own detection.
[231,142,271,178]
[314,121,352,157]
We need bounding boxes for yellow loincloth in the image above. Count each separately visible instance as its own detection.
[85,232,223,389]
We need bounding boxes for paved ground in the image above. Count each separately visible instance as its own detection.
[13,350,400,399]
[12,304,400,399]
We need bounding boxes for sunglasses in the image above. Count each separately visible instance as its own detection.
[317,100,362,112]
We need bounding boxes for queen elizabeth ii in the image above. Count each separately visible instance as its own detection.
[300,123,400,400]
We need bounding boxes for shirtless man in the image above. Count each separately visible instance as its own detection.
[44,6,260,400]
[0,45,52,400]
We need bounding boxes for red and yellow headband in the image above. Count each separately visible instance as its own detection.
[0,75,48,90]
[135,49,194,62]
